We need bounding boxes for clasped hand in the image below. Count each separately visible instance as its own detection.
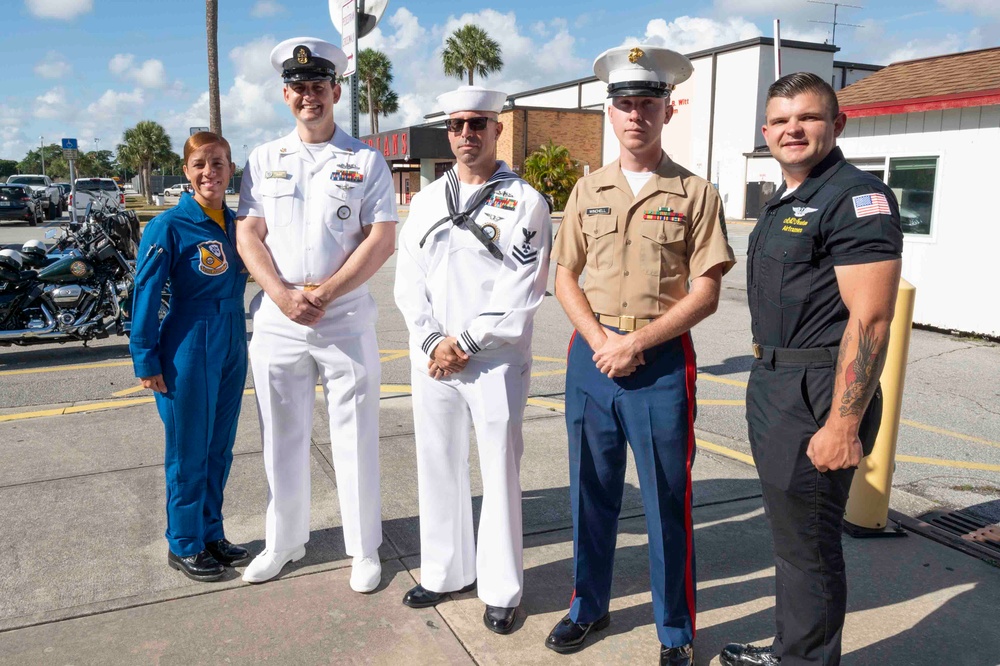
[592,330,645,378]
[428,337,469,379]
[278,288,326,326]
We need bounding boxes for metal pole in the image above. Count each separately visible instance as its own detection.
[350,0,360,138]
[844,279,916,534]
[40,136,45,176]
[69,158,78,226]
[773,19,781,81]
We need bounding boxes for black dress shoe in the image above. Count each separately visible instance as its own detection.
[483,605,517,634]
[661,643,693,666]
[402,581,477,608]
[544,612,611,653]
[720,643,780,665]
[205,539,251,567]
[167,550,225,582]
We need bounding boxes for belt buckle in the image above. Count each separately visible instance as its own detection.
[752,343,763,359]
[303,284,319,291]
[619,315,636,332]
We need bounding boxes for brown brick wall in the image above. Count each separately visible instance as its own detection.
[497,109,525,172]
[495,108,603,175]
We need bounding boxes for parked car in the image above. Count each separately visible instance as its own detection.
[0,183,44,226]
[70,178,125,218]
[55,183,71,212]
[163,183,189,197]
[5,174,61,220]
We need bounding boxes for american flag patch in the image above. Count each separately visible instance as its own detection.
[852,192,891,218]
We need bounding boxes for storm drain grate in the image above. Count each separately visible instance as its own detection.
[889,509,1000,568]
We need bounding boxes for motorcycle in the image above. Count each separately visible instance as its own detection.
[0,194,151,347]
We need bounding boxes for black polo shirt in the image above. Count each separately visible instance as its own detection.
[747,147,903,349]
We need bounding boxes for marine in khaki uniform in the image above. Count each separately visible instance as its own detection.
[545,45,734,666]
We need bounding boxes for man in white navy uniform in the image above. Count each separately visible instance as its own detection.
[394,85,551,635]
[235,37,397,591]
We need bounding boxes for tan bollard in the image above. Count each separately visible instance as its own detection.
[844,279,916,535]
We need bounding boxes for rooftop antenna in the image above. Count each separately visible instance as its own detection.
[807,1,863,46]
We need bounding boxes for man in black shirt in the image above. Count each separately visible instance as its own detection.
[720,73,903,666]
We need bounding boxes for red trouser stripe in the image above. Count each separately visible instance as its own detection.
[679,331,698,635]
[567,329,578,611]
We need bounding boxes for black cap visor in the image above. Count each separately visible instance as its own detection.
[281,56,337,83]
[607,80,672,98]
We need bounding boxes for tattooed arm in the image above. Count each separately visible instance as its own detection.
[807,258,902,472]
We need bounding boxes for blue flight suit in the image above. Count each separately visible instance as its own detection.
[130,192,248,558]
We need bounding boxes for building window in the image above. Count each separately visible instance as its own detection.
[888,157,937,236]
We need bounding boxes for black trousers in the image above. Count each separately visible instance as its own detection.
[746,358,876,666]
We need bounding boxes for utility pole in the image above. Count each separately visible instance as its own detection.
[39,136,45,176]
[808,1,863,46]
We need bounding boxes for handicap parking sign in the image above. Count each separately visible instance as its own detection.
[61,138,78,150]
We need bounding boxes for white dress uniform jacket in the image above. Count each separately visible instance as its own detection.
[394,162,551,607]
[238,127,398,558]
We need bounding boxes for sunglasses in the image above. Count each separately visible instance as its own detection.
[444,117,492,133]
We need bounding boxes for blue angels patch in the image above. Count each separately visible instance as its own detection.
[197,240,228,275]
[511,228,538,265]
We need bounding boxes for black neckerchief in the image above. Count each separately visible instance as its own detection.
[419,163,519,259]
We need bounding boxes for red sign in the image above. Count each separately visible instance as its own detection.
[365,130,409,160]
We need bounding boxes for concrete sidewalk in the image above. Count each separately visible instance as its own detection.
[2,393,1000,665]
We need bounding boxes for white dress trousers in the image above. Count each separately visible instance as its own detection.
[411,360,531,607]
[248,289,382,556]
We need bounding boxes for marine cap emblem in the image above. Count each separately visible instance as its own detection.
[628,47,645,63]
[295,45,311,64]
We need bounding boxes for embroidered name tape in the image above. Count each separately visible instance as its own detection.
[586,207,611,215]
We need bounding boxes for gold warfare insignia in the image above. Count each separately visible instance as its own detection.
[197,240,228,276]
[295,45,310,64]
[481,222,500,242]
[628,47,645,63]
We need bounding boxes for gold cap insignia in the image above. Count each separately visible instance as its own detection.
[628,47,645,63]
[295,46,310,64]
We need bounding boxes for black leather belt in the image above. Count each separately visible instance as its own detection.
[752,343,839,364]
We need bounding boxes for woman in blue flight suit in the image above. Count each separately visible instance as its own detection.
[130,132,249,582]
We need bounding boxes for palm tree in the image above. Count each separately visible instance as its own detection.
[522,141,581,212]
[357,48,400,135]
[118,121,174,205]
[442,24,503,86]
[206,0,221,135]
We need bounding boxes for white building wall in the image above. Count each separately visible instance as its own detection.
[513,87,578,108]
[838,105,1000,336]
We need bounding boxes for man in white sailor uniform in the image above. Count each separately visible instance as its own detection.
[235,37,397,591]
[394,85,551,634]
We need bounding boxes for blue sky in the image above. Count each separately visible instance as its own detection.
[2,0,997,162]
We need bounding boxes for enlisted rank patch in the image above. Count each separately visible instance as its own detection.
[197,241,228,275]
[265,170,288,179]
[511,228,538,265]
[586,207,612,215]
[486,190,518,211]
[481,222,500,242]
[643,206,686,222]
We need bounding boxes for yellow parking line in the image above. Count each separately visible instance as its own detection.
[526,397,566,410]
[111,385,149,397]
[900,419,1000,450]
[379,350,409,363]
[531,369,567,378]
[380,384,412,394]
[532,355,568,363]
[700,399,746,406]
[896,454,1000,473]
[0,360,133,377]
[698,373,749,388]
[697,439,756,466]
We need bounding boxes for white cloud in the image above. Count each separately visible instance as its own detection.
[25,0,92,20]
[939,0,1000,18]
[33,51,72,79]
[230,36,279,85]
[86,89,145,118]
[250,0,284,18]
[35,86,72,120]
[108,54,167,89]
[633,16,762,54]
[363,7,428,54]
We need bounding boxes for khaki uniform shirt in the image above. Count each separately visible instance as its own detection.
[551,155,735,319]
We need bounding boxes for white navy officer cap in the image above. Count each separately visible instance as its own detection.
[270,37,348,83]
[437,85,508,115]
[593,45,693,99]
